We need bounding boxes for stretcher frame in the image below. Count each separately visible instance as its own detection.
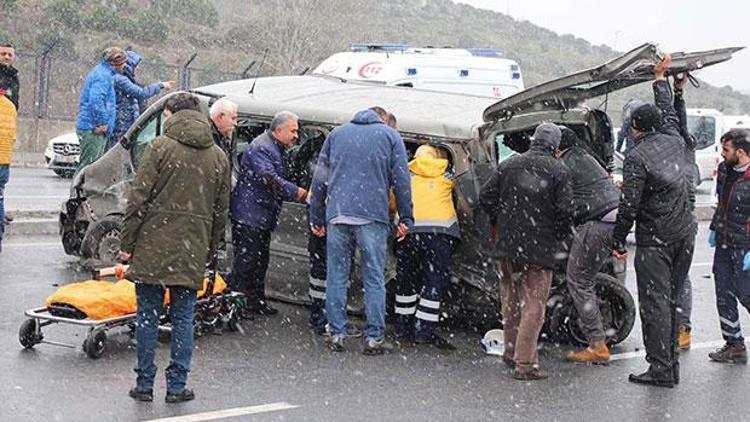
[19,266,246,359]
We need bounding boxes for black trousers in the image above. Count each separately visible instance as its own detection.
[634,235,695,375]
[307,231,327,328]
[231,221,272,307]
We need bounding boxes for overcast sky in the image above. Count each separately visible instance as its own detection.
[454,0,750,93]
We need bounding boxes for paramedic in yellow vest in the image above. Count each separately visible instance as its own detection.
[0,73,17,252]
[393,144,460,350]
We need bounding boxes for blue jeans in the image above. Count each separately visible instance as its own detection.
[325,222,388,341]
[135,283,196,394]
[0,165,8,244]
[713,246,750,344]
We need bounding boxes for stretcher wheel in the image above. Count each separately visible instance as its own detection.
[19,319,42,349]
[83,329,107,359]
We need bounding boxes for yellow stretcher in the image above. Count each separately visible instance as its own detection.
[19,266,245,359]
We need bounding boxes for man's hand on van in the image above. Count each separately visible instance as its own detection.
[296,187,307,201]
[396,222,409,242]
[654,52,672,81]
[311,225,326,237]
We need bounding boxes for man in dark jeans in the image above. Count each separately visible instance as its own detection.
[707,129,750,364]
[612,54,696,388]
[556,127,620,364]
[119,93,229,403]
[230,111,306,316]
[480,123,573,380]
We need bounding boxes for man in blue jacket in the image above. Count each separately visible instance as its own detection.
[230,111,306,316]
[75,47,127,175]
[310,107,413,355]
[109,50,175,149]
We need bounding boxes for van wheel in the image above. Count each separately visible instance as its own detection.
[566,273,636,346]
[80,218,122,265]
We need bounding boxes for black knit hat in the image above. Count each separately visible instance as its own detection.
[630,104,662,132]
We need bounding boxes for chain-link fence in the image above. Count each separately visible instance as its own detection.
[14,50,248,121]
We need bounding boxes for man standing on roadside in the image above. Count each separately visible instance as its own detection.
[310,106,412,355]
[480,123,573,380]
[119,93,229,403]
[0,42,18,250]
[75,47,127,174]
[612,54,695,388]
[707,129,750,364]
[230,111,306,316]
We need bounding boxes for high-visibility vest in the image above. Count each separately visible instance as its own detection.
[0,95,17,165]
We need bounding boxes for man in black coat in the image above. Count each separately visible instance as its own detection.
[0,43,19,110]
[612,54,696,388]
[480,122,573,381]
[557,127,620,363]
[707,129,750,364]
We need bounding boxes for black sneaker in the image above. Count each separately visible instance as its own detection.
[128,387,153,402]
[325,335,346,352]
[414,333,456,351]
[628,369,674,388]
[362,339,387,356]
[165,388,195,403]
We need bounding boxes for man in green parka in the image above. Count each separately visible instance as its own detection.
[119,93,229,403]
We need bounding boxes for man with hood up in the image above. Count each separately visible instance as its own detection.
[393,144,460,350]
[309,106,413,355]
[480,122,573,381]
[118,93,229,403]
[75,47,127,175]
[611,54,695,388]
[110,50,175,149]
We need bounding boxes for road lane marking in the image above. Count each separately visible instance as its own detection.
[5,195,67,199]
[145,402,299,422]
[3,242,61,248]
[610,340,726,361]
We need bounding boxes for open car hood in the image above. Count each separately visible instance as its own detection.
[483,43,744,122]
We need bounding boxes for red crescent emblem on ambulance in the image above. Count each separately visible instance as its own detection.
[358,62,383,78]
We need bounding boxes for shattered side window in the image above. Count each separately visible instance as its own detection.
[495,134,517,163]
[131,111,161,169]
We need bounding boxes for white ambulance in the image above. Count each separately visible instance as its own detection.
[313,44,525,99]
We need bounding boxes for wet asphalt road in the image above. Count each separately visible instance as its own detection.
[4,167,71,214]
[2,225,750,421]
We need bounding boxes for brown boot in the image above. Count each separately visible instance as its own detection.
[678,325,691,351]
[565,339,610,364]
[709,342,747,364]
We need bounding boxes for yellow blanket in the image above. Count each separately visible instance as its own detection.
[45,275,227,320]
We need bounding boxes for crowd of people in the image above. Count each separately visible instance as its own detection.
[4,45,750,401]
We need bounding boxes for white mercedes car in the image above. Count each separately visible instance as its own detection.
[43,132,80,178]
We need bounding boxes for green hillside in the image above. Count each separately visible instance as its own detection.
[2,0,748,121]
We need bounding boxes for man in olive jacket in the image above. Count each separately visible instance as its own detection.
[119,93,229,403]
